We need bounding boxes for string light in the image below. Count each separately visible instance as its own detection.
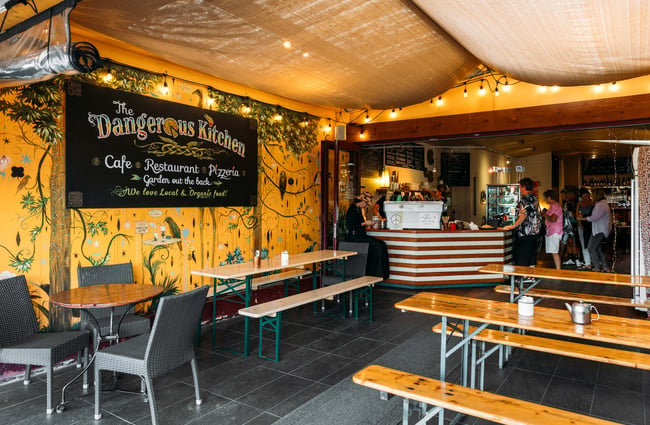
[436,95,443,105]
[390,108,397,118]
[463,83,468,98]
[609,81,618,92]
[502,78,511,92]
[161,75,169,95]
[103,64,113,83]
[494,84,499,96]
[479,79,485,95]
[364,111,370,123]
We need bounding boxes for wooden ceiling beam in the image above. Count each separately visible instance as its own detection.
[346,93,650,143]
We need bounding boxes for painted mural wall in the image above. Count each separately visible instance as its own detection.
[0,66,322,330]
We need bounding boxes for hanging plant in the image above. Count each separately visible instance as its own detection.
[206,87,319,157]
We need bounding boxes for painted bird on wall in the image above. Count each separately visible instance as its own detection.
[163,216,183,252]
[279,170,287,200]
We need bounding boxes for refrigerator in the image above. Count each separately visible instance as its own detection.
[486,184,520,227]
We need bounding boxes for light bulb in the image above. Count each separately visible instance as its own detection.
[463,85,468,98]
[364,113,370,123]
[103,66,113,83]
[390,108,397,118]
[436,95,443,105]
[479,80,485,96]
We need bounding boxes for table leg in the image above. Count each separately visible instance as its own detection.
[461,319,469,387]
[440,316,447,382]
[212,277,217,349]
[244,276,251,356]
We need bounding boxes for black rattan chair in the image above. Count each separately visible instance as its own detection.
[93,285,209,425]
[0,275,89,414]
[322,241,370,285]
[77,262,151,344]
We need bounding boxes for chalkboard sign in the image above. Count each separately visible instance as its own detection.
[360,148,383,177]
[65,81,258,208]
[440,152,470,186]
[582,157,632,175]
[384,146,424,171]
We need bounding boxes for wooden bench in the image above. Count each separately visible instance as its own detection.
[493,284,650,308]
[206,267,311,298]
[239,275,381,361]
[353,365,617,425]
[433,322,650,390]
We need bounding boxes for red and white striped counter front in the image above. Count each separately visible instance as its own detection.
[367,228,512,288]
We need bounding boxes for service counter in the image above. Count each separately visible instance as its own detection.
[366,228,512,289]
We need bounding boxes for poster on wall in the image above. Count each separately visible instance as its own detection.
[65,81,258,208]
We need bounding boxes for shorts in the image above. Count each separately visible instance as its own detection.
[545,233,562,253]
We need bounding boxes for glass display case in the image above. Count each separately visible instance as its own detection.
[486,184,520,227]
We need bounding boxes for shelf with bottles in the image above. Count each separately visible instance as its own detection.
[581,174,632,188]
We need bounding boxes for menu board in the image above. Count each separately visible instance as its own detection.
[384,146,424,171]
[582,156,632,175]
[441,152,470,186]
[360,148,383,177]
[65,81,258,208]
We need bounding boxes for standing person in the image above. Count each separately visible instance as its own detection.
[576,187,594,269]
[502,177,542,267]
[346,194,390,279]
[561,187,582,267]
[580,188,612,272]
[541,190,563,269]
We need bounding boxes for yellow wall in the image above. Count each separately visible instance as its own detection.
[0,75,323,328]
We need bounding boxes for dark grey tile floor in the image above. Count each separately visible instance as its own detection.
[1,285,648,424]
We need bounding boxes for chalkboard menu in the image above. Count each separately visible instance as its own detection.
[582,156,632,175]
[65,81,258,208]
[384,146,424,171]
[360,148,383,177]
[440,152,470,186]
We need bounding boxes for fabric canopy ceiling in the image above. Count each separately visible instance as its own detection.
[4,0,650,109]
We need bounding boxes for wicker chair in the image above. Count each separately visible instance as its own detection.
[93,285,209,424]
[321,242,369,313]
[322,241,370,285]
[0,275,89,414]
[77,262,151,344]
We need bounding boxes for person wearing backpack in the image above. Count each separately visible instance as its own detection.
[502,177,541,267]
[541,189,563,269]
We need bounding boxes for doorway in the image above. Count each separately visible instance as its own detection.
[320,140,361,249]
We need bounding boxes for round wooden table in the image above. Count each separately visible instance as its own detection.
[50,283,163,309]
[49,283,163,412]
